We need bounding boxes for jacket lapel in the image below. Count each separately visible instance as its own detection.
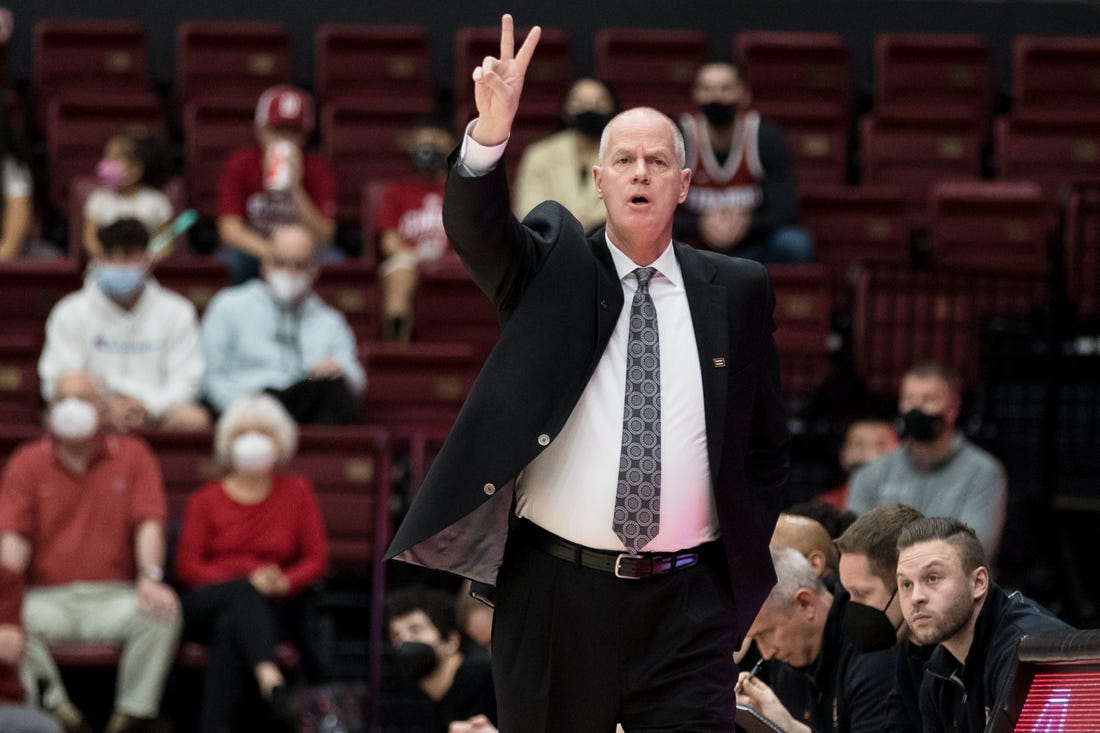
[588,230,625,383]
[676,243,729,478]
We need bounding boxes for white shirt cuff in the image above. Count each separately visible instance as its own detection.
[456,119,508,177]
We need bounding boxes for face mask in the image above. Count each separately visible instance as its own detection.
[394,641,439,680]
[409,145,448,174]
[95,159,128,190]
[700,101,737,127]
[49,397,100,442]
[899,408,946,444]
[231,431,278,473]
[570,110,613,141]
[96,263,147,298]
[265,269,312,305]
[841,589,902,653]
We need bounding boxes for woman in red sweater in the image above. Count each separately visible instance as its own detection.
[174,394,328,733]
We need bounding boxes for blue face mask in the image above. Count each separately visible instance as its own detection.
[96,263,147,298]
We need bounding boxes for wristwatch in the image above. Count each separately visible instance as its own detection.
[140,565,164,582]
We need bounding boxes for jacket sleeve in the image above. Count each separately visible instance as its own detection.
[844,649,896,733]
[140,302,205,417]
[957,457,1006,558]
[745,269,790,507]
[749,119,800,240]
[38,299,86,401]
[199,295,238,412]
[282,480,329,594]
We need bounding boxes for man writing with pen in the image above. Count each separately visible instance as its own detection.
[734,546,895,733]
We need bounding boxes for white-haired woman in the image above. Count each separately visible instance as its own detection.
[174,394,328,733]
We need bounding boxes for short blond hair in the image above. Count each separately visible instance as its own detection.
[214,394,299,467]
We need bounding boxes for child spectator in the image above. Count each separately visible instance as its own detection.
[374,118,456,341]
[82,130,173,259]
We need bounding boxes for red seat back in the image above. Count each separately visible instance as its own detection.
[175,21,291,114]
[1013,36,1100,116]
[595,29,709,117]
[314,24,433,111]
[768,264,833,399]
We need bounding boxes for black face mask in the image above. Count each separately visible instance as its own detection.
[898,408,946,444]
[410,146,448,175]
[841,589,902,653]
[394,641,439,680]
[569,110,613,141]
[700,101,737,127]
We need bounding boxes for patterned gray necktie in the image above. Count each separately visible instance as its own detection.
[613,266,661,555]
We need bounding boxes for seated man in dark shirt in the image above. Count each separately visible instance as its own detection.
[735,545,895,733]
[896,517,1072,733]
[386,586,496,732]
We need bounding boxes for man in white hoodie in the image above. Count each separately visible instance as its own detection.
[38,218,209,431]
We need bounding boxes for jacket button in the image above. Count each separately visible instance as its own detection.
[537,434,550,446]
[483,483,496,495]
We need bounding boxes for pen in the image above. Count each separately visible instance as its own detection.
[734,658,764,695]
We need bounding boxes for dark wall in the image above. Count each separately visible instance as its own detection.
[4,1,1100,103]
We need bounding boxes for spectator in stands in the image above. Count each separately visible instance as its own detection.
[201,223,365,424]
[834,504,927,733]
[39,218,210,431]
[217,85,338,284]
[0,567,63,733]
[846,362,1007,558]
[386,586,496,733]
[0,98,35,262]
[771,511,838,583]
[455,580,492,652]
[896,517,1071,733]
[512,77,618,232]
[736,545,895,732]
[374,117,457,342]
[174,394,328,733]
[817,417,899,508]
[675,60,813,263]
[82,130,173,259]
[0,370,181,733]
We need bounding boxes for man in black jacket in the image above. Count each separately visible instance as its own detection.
[735,545,895,732]
[386,13,789,732]
[896,517,1071,733]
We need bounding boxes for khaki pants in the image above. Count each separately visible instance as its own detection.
[20,582,181,718]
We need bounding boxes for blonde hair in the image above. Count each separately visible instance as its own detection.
[214,394,298,466]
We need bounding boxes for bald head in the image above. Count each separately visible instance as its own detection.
[771,513,837,578]
[598,107,686,168]
[270,224,317,260]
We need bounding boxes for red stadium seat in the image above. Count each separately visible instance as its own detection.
[0,335,43,426]
[453,26,572,114]
[314,24,433,112]
[930,180,1050,274]
[1064,183,1100,318]
[321,102,426,224]
[735,31,851,126]
[995,113,1100,202]
[752,101,848,188]
[413,259,500,347]
[767,264,833,399]
[860,111,983,221]
[174,21,291,115]
[874,33,992,135]
[1013,36,1100,115]
[595,29,709,116]
[360,179,393,270]
[153,256,231,315]
[361,340,484,429]
[313,262,381,343]
[852,263,1047,394]
[31,19,150,130]
[798,184,910,306]
[181,97,256,219]
[44,92,164,214]
[0,260,82,339]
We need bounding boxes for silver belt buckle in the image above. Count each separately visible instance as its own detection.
[614,553,642,580]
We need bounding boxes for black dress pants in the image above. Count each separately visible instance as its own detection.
[181,578,288,733]
[265,377,362,425]
[491,522,740,733]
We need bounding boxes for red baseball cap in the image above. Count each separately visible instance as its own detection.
[255,85,315,132]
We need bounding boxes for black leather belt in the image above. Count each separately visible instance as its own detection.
[520,520,702,580]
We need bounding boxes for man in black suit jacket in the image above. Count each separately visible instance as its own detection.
[387,15,789,732]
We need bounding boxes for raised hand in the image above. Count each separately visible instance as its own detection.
[470,13,541,146]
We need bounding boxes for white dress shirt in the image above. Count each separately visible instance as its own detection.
[460,121,718,553]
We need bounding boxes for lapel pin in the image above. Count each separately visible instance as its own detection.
[713,357,726,368]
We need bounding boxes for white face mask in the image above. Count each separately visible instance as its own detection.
[49,397,100,442]
[231,431,278,473]
[265,269,312,304]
